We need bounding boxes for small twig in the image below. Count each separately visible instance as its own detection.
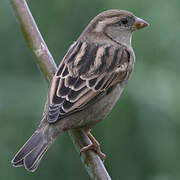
[10,0,56,83]
[69,129,111,180]
[10,0,112,179]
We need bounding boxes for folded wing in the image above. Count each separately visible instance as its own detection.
[48,41,130,123]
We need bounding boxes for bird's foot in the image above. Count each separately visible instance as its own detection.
[80,132,106,160]
[80,143,106,160]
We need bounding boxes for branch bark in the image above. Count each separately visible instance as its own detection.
[10,0,111,179]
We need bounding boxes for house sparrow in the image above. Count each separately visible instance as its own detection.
[11,9,149,172]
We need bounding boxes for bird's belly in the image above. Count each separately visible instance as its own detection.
[64,83,123,129]
[80,84,123,128]
[46,83,123,139]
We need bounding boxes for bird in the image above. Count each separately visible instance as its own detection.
[11,9,149,172]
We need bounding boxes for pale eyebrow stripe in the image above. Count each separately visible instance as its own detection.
[93,17,119,32]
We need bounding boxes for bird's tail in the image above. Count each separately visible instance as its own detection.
[11,129,52,172]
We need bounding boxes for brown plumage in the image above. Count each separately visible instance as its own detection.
[48,41,131,122]
[11,9,149,172]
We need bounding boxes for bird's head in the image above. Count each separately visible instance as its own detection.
[82,10,149,46]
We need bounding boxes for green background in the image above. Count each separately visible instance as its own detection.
[1,0,180,179]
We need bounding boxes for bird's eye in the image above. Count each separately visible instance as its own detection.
[120,18,129,25]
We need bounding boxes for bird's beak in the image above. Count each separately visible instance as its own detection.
[132,17,149,31]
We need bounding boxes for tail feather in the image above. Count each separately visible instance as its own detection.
[11,131,50,172]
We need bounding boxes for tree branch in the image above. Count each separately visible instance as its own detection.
[10,0,112,179]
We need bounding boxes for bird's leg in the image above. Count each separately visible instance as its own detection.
[80,131,106,160]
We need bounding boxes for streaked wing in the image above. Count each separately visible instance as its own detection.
[48,41,130,123]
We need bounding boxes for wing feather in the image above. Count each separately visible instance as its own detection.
[48,41,130,123]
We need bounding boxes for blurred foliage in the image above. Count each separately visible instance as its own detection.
[1,0,180,179]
